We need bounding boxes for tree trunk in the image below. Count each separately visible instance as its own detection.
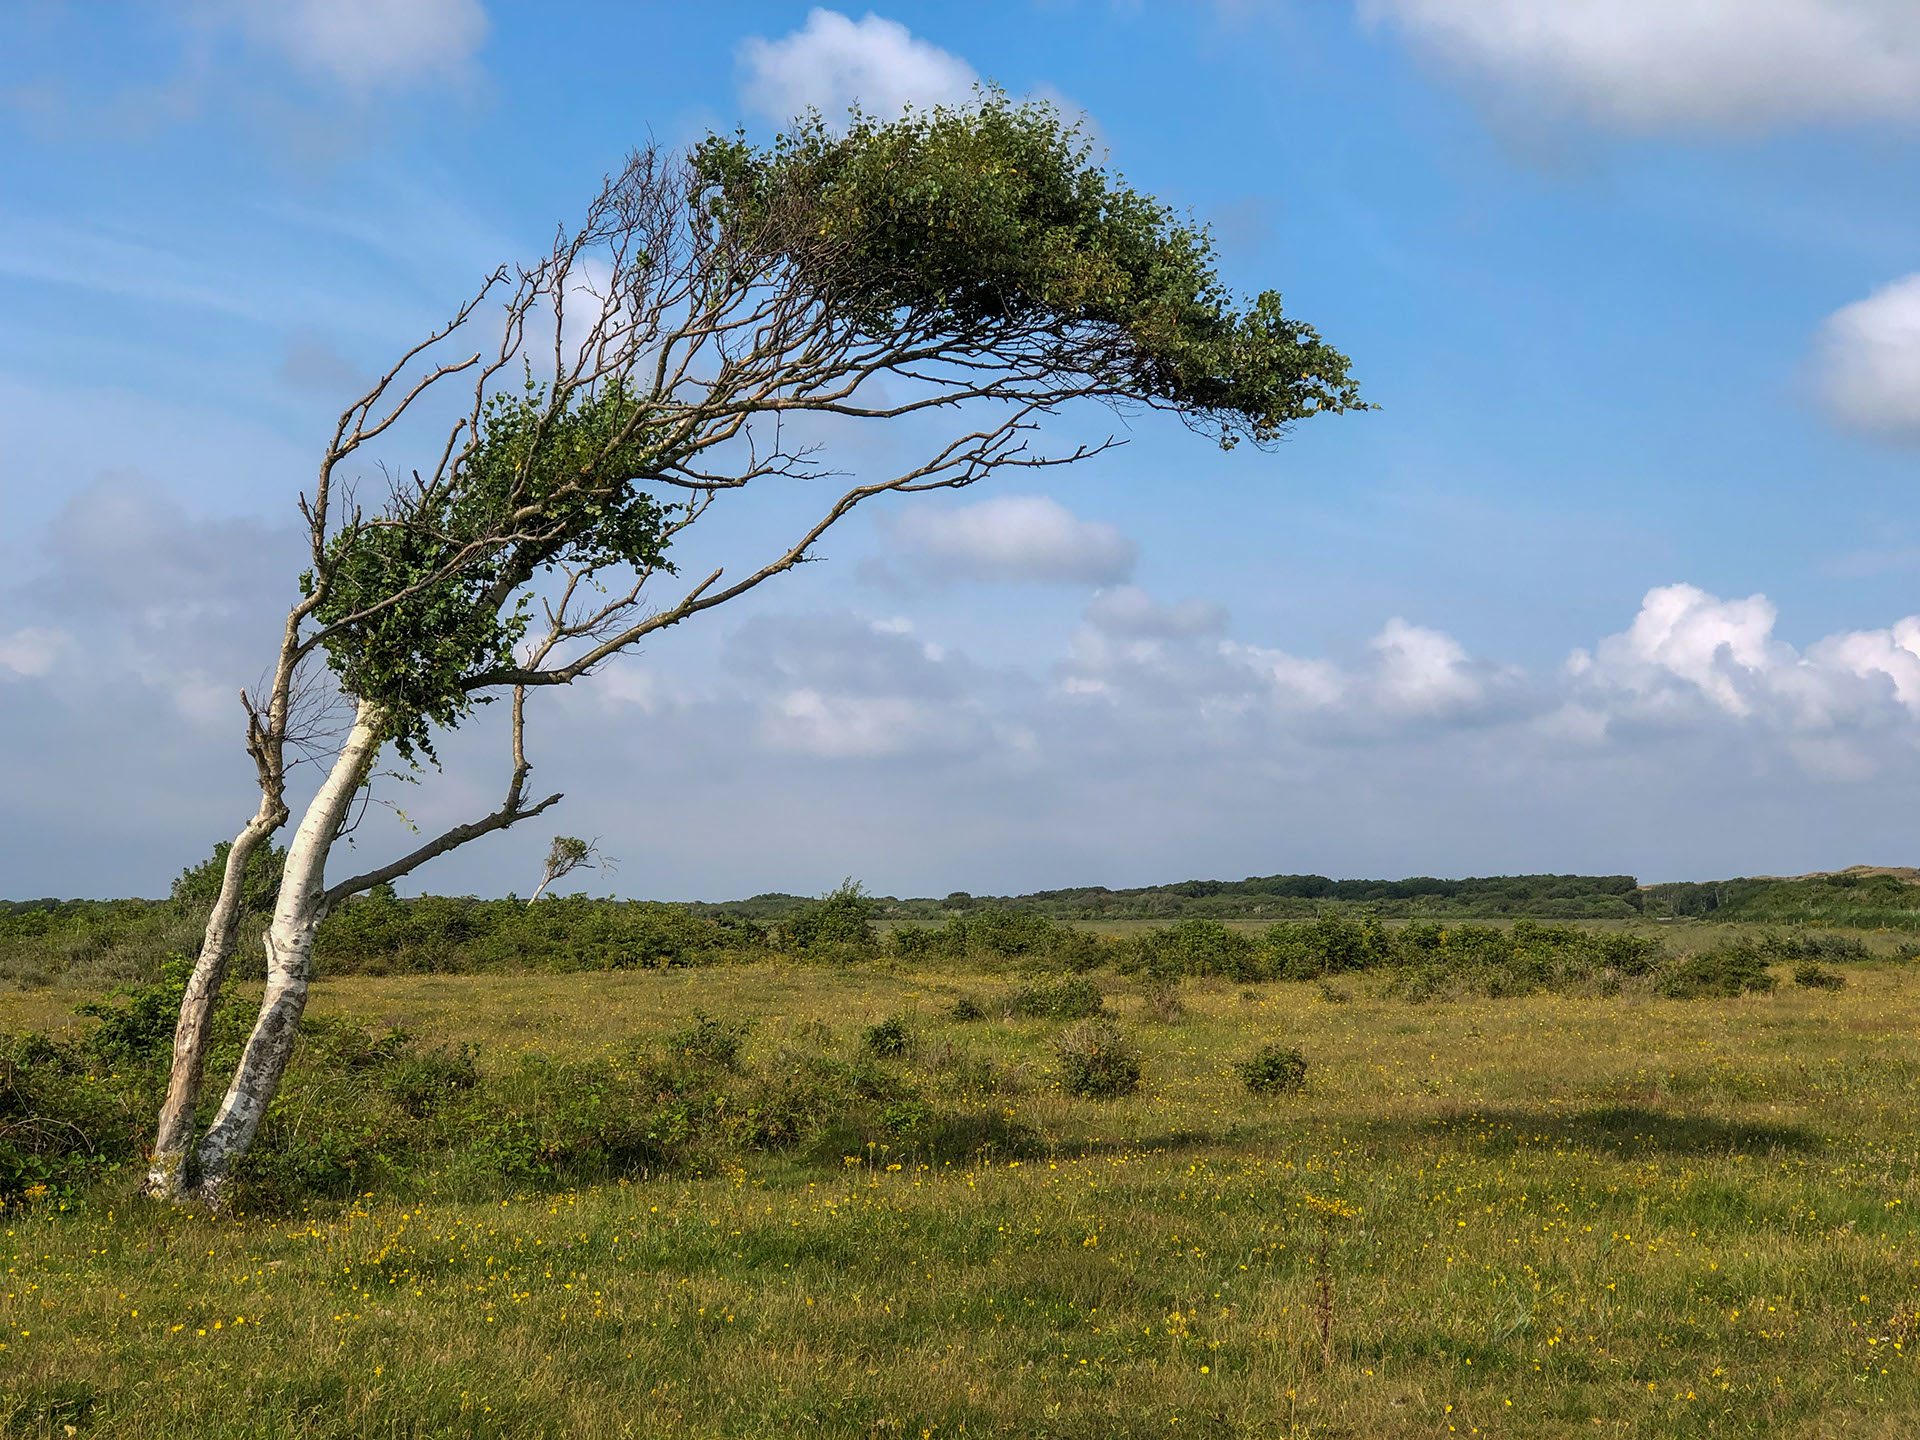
[145,808,282,1199]
[188,701,385,1206]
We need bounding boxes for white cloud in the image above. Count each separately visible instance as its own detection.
[235,0,489,92]
[0,627,65,679]
[1370,617,1489,715]
[1068,598,1510,733]
[1359,0,1920,132]
[1568,582,1920,736]
[737,9,978,125]
[888,496,1137,586]
[1084,586,1226,638]
[761,688,987,759]
[1815,273,1920,438]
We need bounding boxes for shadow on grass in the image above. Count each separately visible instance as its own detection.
[1386,1103,1822,1158]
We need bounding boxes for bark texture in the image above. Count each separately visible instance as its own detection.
[190,702,385,1204]
[145,809,283,1197]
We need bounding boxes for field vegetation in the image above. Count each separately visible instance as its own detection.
[5,896,1920,1436]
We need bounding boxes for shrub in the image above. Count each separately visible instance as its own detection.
[662,1011,754,1070]
[1659,944,1777,999]
[779,880,879,958]
[74,954,193,1062]
[1793,962,1846,991]
[1053,1019,1141,1098]
[380,1043,481,1115]
[171,838,287,916]
[1760,930,1869,964]
[1118,918,1262,981]
[863,1015,912,1058]
[1265,914,1395,980]
[1235,1043,1308,1094]
[1009,976,1104,1020]
[947,993,987,1022]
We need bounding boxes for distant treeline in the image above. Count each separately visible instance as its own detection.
[1641,871,1920,929]
[699,872,1649,923]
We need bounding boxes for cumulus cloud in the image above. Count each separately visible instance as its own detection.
[1814,273,1920,438]
[1565,582,1920,738]
[737,9,978,124]
[886,496,1137,586]
[1359,0,1920,132]
[1064,596,1515,739]
[234,0,489,92]
[1370,617,1497,716]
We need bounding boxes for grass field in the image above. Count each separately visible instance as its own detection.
[6,959,1920,1437]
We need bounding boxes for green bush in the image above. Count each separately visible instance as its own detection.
[74,954,194,1062]
[1118,919,1261,980]
[314,891,752,974]
[1235,1043,1307,1094]
[1052,1019,1141,1099]
[1008,976,1104,1019]
[1659,944,1778,999]
[1792,962,1846,991]
[1265,914,1395,980]
[662,1011,754,1070]
[1760,931,1869,964]
[948,994,987,1022]
[863,1015,912,1058]
[891,911,1108,969]
[778,880,879,958]
[171,839,287,916]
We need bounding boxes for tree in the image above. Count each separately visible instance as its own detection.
[527,835,611,905]
[146,96,1366,1204]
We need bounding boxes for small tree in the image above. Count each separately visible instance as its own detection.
[527,835,611,905]
[147,95,1365,1203]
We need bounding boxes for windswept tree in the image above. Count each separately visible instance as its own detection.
[149,96,1366,1204]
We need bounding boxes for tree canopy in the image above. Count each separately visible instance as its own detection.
[298,96,1365,759]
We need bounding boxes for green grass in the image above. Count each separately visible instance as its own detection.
[6,962,1920,1437]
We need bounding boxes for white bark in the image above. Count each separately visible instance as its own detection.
[190,701,385,1204]
[145,810,280,1198]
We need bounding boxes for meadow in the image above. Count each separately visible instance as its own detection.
[5,935,1920,1438]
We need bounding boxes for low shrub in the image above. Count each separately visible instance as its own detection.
[1116,919,1262,980]
[1659,944,1778,999]
[1761,930,1869,964]
[1793,962,1846,991]
[1009,976,1104,1020]
[1235,1043,1308,1094]
[947,994,987,1022]
[662,1011,754,1070]
[863,1015,912,1058]
[891,911,1109,969]
[924,1041,1002,1097]
[777,881,879,959]
[1052,1019,1141,1099]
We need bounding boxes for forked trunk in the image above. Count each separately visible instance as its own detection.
[187,701,385,1206]
[146,810,282,1198]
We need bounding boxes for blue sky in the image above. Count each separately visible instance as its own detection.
[4,1,1920,900]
